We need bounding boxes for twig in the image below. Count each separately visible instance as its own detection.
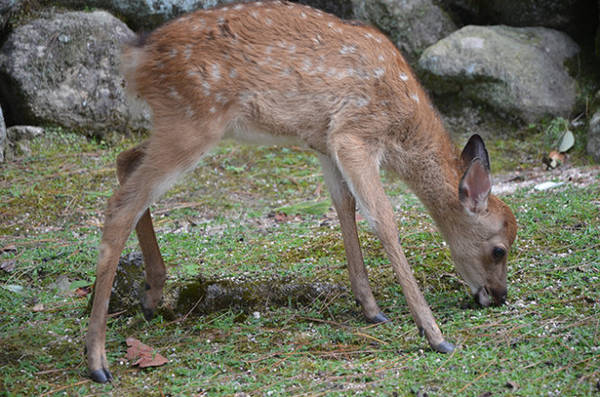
[40,379,90,397]
[353,331,388,345]
[456,360,496,394]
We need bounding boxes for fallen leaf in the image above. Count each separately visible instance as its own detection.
[558,129,575,152]
[74,286,92,297]
[477,393,492,397]
[274,212,289,222]
[1,259,16,272]
[32,303,44,312]
[0,244,17,254]
[126,337,168,368]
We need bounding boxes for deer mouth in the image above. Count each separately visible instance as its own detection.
[474,286,507,307]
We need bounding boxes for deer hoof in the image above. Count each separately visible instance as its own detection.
[366,312,390,324]
[432,340,455,354]
[90,367,113,383]
[141,303,155,321]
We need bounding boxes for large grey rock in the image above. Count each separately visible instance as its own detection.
[54,0,355,30]
[0,11,151,137]
[352,0,456,64]
[0,106,5,162]
[436,0,595,37]
[419,25,579,124]
[588,111,600,162]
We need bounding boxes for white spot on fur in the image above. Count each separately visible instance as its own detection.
[265,46,273,54]
[215,93,227,104]
[211,64,221,81]
[373,68,385,78]
[221,6,228,11]
[209,106,217,113]
[266,18,272,25]
[185,106,195,118]
[399,73,409,81]
[202,81,211,96]
[251,11,259,18]
[168,88,182,99]
[410,93,420,103]
[169,48,178,58]
[234,4,244,10]
[340,45,356,55]
[300,12,307,19]
[229,69,237,78]
[184,45,192,61]
[378,55,385,61]
[288,43,296,53]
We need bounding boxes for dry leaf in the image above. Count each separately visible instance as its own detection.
[126,337,168,368]
[74,286,92,297]
[32,303,44,312]
[543,150,566,169]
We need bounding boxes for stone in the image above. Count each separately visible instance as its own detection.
[6,125,44,141]
[587,111,600,162]
[419,25,579,124]
[53,0,356,30]
[0,11,151,137]
[352,0,456,64]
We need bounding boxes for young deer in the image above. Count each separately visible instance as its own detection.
[86,0,517,382]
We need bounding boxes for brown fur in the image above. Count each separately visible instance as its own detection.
[86,0,517,382]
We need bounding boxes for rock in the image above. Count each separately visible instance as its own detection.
[419,25,579,124]
[54,0,355,30]
[588,111,600,162]
[477,0,596,37]
[0,106,5,162]
[6,125,44,141]
[436,0,596,38]
[352,0,456,64]
[0,11,151,137]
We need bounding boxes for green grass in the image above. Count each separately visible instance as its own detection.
[1,127,599,396]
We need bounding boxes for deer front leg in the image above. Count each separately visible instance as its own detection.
[116,144,166,320]
[332,137,454,353]
[318,154,388,323]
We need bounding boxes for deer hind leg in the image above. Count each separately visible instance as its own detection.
[87,122,223,383]
[331,134,454,353]
[318,154,388,323]
[116,142,166,320]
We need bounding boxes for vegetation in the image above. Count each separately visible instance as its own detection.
[0,126,598,395]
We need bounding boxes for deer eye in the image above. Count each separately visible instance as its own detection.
[492,247,506,260]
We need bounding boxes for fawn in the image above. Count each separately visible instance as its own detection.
[86,0,517,382]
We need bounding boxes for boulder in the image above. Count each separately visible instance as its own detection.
[0,11,151,137]
[588,111,600,162]
[436,0,596,38]
[352,0,456,64]
[419,25,579,124]
[53,0,355,30]
[6,125,44,141]
[0,106,5,162]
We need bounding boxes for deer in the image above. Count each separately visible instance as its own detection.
[86,0,517,383]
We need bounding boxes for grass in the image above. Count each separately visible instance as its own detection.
[0,126,599,396]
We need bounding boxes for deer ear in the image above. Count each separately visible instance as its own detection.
[459,159,491,214]
[461,134,490,171]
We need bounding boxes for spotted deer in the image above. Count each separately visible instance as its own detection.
[86,0,517,382]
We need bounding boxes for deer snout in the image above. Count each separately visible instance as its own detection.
[474,286,507,307]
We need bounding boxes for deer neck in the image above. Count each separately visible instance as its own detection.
[386,112,465,239]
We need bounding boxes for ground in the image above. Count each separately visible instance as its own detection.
[0,125,598,396]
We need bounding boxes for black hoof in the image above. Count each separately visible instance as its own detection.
[432,340,455,354]
[366,312,390,324]
[141,302,155,321]
[90,367,113,383]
